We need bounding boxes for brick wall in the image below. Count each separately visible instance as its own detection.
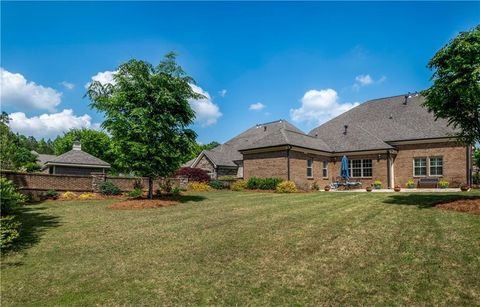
[243,151,288,180]
[393,142,467,188]
[1,171,187,194]
[289,151,330,190]
[2,171,92,192]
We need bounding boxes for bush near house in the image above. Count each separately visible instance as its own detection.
[45,189,59,199]
[247,177,283,190]
[373,180,382,189]
[100,181,121,195]
[128,188,143,199]
[188,182,213,192]
[218,175,236,181]
[209,180,225,190]
[276,181,297,193]
[438,180,449,189]
[406,179,416,189]
[78,193,96,200]
[60,192,77,200]
[175,167,210,183]
[231,180,247,191]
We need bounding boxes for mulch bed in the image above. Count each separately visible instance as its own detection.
[107,199,180,210]
[435,198,480,215]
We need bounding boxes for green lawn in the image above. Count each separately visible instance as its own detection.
[2,191,480,306]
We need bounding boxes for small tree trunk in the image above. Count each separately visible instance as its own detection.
[148,177,153,199]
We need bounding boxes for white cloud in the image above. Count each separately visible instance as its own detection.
[85,70,117,88]
[219,89,227,97]
[249,102,266,111]
[355,74,373,86]
[1,68,62,112]
[189,84,222,127]
[60,81,75,90]
[290,89,359,125]
[8,109,97,139]
[353,74,386,91]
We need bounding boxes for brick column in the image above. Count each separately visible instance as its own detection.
[91,172,106,192]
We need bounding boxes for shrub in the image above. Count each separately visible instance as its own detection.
[473,172,480,184]
[1,178,25,216]
[247,177,282,190]
[128,188,143,199]
[175,167,210,183]
[100,181,121,195]
[60,191,77,200]
[276,181,297,193]
[373,180,382,189]
[311,181,320,191]
[231,180,247,191]
[159,179,173,193]
[218,175,236,181]
[0,215,21,249]
[171,187,181,196]
[406,179,415,189]
[188,182,213,192]
[438,179,449,189]
[133,179,144,190]
[45,189,59,199]
[78,193,96,200]
[209,180,224,190]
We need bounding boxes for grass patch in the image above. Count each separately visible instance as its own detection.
[2,191,480,305]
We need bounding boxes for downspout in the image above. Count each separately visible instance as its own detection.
[386,151,391,189]
[467,145,472,186]
[287,145,291,181]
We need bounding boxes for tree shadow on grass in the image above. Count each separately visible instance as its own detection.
[383,194,480,209]
[2,204,61,264]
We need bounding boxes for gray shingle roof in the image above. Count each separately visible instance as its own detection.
[308,94,457,152]
[46,149,110,167]
[240,129,332,152]
[35,153,57,166]
[194,120,304,167]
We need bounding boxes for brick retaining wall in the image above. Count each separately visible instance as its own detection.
[1,171,188,193]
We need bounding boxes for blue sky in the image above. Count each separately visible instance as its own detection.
[2,2,479,143]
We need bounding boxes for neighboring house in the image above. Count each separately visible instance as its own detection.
[188,93,473,188]
[34,141,110,175]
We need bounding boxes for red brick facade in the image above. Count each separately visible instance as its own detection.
[243,142,469,190]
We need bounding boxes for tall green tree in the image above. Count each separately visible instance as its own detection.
[87,53,199,198]
[0,112,39,172]
[422,25,480,145]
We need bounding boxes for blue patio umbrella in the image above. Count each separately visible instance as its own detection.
[340,155,349,179]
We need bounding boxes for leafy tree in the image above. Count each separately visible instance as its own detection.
[422,25,480,145]
[87,53,199,198]
[53,128,114,166]
[0,112,39,171]
[36,139,55,155]
[474,148,480,168]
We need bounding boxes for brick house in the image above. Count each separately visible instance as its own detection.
[187,94,473,189]
[35,140,110,176]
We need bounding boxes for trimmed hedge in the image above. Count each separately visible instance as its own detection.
[246,177,283,190]
[100,181,121,195]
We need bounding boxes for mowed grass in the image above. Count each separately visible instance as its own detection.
[2,191,480,306]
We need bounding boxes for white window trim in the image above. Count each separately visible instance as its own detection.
[306,159,314,178]
[322,161,328,178]
[348,159,373,178]
[412,156,443,178]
